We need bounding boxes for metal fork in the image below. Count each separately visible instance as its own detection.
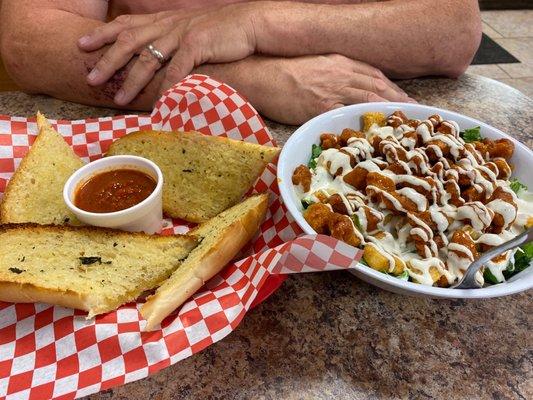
[452,227,533,289]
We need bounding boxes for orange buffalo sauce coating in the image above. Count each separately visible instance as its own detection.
[75,169,156,213]
[292,165,312,193]
[292,109,528,286]
[303,203,361,247]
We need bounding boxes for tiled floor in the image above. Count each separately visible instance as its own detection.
[467,10,533,98]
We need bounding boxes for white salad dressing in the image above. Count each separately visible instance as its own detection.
[475,230,517,282]
[455,202,494,231]
[296,113,532,287]
[408,257,454,286]
[515,191,533,227]
[486,198,517,230]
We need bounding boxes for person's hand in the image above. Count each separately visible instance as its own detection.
[78,4,258,105]
[208,54,415,125]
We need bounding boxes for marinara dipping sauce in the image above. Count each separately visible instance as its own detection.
[74,169,157,213]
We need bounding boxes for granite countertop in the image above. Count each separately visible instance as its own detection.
[1,74,532,399]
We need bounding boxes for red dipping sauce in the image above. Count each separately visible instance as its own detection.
[74,169,156,213]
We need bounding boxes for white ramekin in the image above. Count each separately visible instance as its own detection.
[63,155,164,234]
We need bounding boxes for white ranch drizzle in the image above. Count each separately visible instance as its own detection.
[408,212,438,257]
[408,257,454,286]
[476,231,518,282]
[447,242,475,279]
[441,120,460,137]
[367,185,406,213]
[486,198,517,230]
[456,202,494,231]
[396,187,427,212]
[516,192,533,226]
[296,112,532,286]
[354,159,381,174]
[365,236,397,273]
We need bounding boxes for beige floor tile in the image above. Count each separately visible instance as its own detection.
[482,22,503,39]
[493,37,533,79]
[481,10,533,38]
[494,38,533,63]
[498,78,533,98]
[498,62,533,79]
[467,64,510,79]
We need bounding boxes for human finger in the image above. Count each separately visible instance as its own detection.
[78,13,161,51]
[341,88,389,105]
[113,33,179,105]
[87,17,176,86]
[350,73,412,103]
[157,35,198,98]
[349,60,408,97]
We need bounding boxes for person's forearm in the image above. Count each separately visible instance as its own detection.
[0,7,161,110]
[194,56,270,108]
[193,54,414,125]
[253,0,481,78]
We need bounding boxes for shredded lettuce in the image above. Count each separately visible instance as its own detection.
[503,261,515,280]
[514,243,533,272]
[483,268,500,284]
[396,271,410,281]
[509,178,528,194]
[350,214,363,232]
[308,144,323,169]
[502,243,533,281]
[460,126,482,143]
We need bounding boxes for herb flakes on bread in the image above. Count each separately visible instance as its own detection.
[106,130,279,223]
[0,112,84,225]
[0,224,198,317]
[141,193,269,330]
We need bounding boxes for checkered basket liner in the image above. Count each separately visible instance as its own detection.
[0,75,363,400]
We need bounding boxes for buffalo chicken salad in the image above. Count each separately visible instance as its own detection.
[291,110,533,287]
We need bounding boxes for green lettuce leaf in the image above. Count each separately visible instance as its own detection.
[350,214,363,232]
[460,126,482,143]
[514,242,533,272]
[509,178,528,194]
[396,271,410,281]
[308,144,323,169]
[483,268,500,284]
[502,243,533,281]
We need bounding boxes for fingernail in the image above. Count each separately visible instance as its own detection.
[114,89,126,104]
[78,35,92,46]
[407,98,418,104]
[87,68,99,82]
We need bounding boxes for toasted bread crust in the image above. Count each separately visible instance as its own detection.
[0,281,95,313]
[141,194,269,330]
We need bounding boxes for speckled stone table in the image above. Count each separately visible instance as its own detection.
[1,74,532,400]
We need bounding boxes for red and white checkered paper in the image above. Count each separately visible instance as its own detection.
[0,75,363,400]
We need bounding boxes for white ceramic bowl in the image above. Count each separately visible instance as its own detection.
[64,155,164,234]
[278,102,533,298]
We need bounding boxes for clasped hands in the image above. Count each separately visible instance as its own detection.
[78,2,414,120]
